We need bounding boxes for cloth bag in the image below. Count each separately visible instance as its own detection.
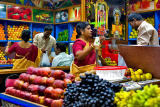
[40,52,50,67]
[5,74,19,88]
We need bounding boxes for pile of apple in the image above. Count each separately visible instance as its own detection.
[7,24,29,40]
[125,68,152,82]
[5,67,75,107]
[0,24,6,40]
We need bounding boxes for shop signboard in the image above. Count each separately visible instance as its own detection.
[33,9,53,23]
[69,6,81,21]
[55,10,68,23]
[0,4,6,19]
[7,5,32,21]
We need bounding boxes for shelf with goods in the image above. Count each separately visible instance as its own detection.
[0,2,56,68]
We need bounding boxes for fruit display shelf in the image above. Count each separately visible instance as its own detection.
[57,41,69,43]
[0,64,13,67]
[0,93,46,107]
[8,40,32,43]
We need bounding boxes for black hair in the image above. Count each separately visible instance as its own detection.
[56,43,66,52]
[44,25,53,31]
[128,13,143,22]
[21,30,30,42]
[76,22,90,38]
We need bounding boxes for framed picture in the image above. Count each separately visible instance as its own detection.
[33,9,53,23]
[7,5,32,21]
[55,10,68,23]
[69,7,81,21]
[0,4,6,19]
[129,0,154,12]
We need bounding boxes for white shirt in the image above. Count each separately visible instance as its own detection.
[52,52,73,67]
[137,21,159,46]
[33,33,56,56]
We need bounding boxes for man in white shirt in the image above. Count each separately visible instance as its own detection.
[33,25,56,58]
[128,13,159,46]
[52,43,73,67]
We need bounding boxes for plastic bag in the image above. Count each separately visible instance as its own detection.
[40,52,50,67]
[5,74,19,88]
[118,54,127,66]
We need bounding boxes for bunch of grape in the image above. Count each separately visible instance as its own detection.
[63,73,122,107]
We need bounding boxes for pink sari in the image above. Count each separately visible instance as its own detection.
[8,42,42,69]
[70,39,96,77]
[72,39,96,66]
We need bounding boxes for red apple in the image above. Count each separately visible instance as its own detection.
[27,67,34,74]
[65,73,75,82]
[28,84,34,92]
[51,88,64,99]
[22,82,29,91]
[30,94,39,103]
[31,85,39,94]
[24,92,32,100]
[23,74,30,82]
[19,91,26,99]
[44,87,54,98]
[5,87,14,95]
[28,84,39,94]
[53,80,65,89]
[46,77,55,86]
[33,76,42,84]
[51,99,63,107]
[29,75,37,83]
[40,67,51,77]
[19,73,26,80]
[38,85,46,96]
[44,98,53,106]
[14,79,24,89]
[64,79,72,87]
[38,96,45,105]
[40,77,48,85]
[32,68,39,75]
[51,70,65,80]
[15,90,21,97]
[9,88,16,96]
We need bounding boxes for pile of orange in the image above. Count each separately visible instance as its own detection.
[0,24,6,40]
[7,24,29,40]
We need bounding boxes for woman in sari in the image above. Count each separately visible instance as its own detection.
[70,22,107,77]
[5,30,42,69]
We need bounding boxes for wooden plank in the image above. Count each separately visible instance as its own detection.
[0,66,70,74]
[0,93,47,107]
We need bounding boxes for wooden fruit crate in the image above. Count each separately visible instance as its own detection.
[0,93,47,107]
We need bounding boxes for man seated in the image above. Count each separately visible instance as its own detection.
[52,43,73,67]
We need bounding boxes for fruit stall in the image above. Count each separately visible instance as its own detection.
[0,0,160,107]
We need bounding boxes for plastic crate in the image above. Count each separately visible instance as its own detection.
[94,66,127,81]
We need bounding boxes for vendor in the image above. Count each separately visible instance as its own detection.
[5,30,42,69]
[52,43,73,67]
[70,22,107,77]
[128,13,159,46]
